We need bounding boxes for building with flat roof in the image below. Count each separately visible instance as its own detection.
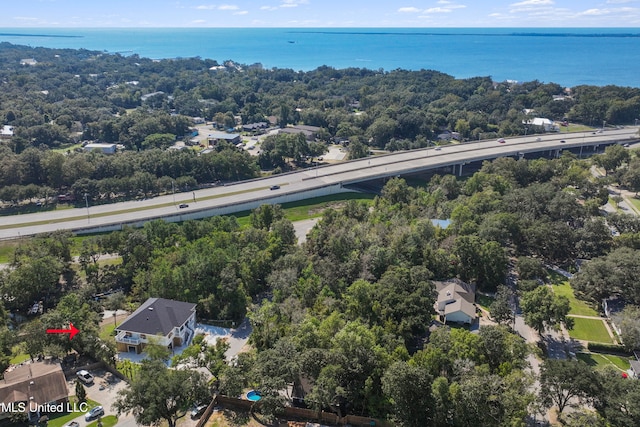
[84,143,117,154]
[207,132,241,145]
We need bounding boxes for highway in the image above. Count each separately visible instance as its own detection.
[0,127,637,240]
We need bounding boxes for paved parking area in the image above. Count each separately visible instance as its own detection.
[66,369,136,426]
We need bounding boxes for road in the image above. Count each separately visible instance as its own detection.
[0,128,637,240]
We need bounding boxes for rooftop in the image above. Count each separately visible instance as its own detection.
[117,298,196,336]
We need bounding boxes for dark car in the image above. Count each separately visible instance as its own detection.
[179,203,189,208]
[270,185,280,190]
[560,140,566,143]
[497,138,506,143]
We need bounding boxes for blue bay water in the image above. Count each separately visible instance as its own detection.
[0,27,639,88]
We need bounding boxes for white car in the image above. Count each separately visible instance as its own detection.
[76,370,94,385]
[85,406,104,421]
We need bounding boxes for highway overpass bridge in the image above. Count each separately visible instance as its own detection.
[1,128,637,240]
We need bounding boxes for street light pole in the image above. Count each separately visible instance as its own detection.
[84,193,90,223]
[171,180,176,208]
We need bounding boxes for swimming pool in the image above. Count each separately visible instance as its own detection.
[246,390,261,401]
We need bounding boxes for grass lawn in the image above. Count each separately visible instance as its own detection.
[560,125,594,133]
[86,415,118,427]
[47,398,101,427]
[233,192,376,226]
[628,196,640,212]
[99,321,121,344]
[552,282,599,316]
[569,317,613,343]
[9,347,30,365]
[476,294,495,311]
[576,352,631,371]
[547,269,599,316]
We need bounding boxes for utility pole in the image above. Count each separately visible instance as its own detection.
[84,193,90,223]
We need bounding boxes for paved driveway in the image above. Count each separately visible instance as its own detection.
[66,369,136,426]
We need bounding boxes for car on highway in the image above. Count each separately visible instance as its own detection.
[497,138,506,143]
[270,185,280,190]
[85,406,104,421]
[76,370,94,385]
[435,146,442,151]
[536,137,541,141]
[179,203,189,208]
[560,140,566,143]
[623,143,630,148]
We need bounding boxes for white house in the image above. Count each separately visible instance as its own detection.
[0,125,14,139]
[524,117,560,132]
[115,298,197,354]
[434,279,477,325]
[84,143,117,154]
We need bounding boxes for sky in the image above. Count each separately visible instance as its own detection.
[3,0,640,28]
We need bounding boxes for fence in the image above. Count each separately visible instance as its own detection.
[208,395,393,427]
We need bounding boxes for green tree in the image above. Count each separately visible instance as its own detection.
[619,305,640,351]
[489,286,514,325]
[539,359,598,416]
[520,286,572,337]
[114,359,210,427]
[382,361,434,427]
[75,379,87,403]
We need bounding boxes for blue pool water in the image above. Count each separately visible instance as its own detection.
[246,390,261,402]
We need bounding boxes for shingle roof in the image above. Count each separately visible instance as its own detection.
[117,298,196,336]
[0,362,67,405]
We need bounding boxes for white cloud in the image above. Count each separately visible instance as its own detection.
[192,19,207,24]
[218,5,239,10]
[510,0,554,6]
[233,10,249,15]
[424,4,466,13]
[425,7,453,13]
[398,7,421,13]
[280,0,309,7]
[607,0,632,3]
[195,5,216,10]
[260,6,278,11]
[580,8,611,15]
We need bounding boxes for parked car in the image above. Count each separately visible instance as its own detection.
[64,422,79,427]
[179,203,189,208]
[191,404,208,419]
[270,185,280,190]
[85,406,104,421]
[76,370,94,385]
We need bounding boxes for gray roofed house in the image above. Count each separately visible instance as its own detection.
[115,298,196,354]
[433,279,477,325]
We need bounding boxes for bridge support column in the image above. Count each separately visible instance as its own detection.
[458,163,464,176]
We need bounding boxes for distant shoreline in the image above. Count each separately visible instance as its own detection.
[0,33,81,38]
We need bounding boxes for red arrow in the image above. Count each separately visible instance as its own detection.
[46,323,80,340]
